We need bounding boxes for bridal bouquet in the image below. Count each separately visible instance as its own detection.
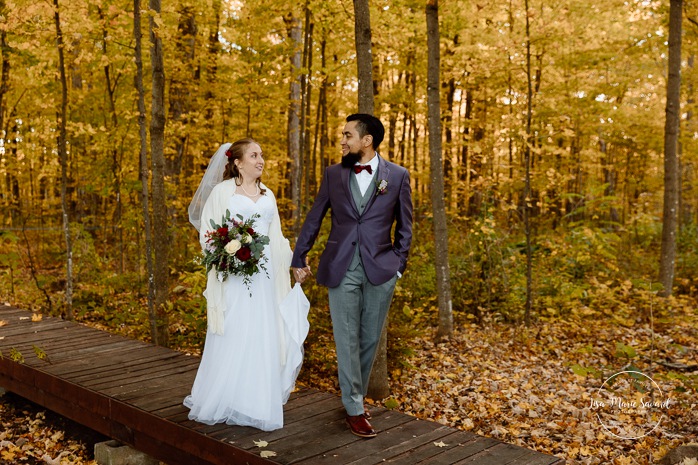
[202,210,270,289]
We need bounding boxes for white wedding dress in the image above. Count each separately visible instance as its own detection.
[184,193,309,431]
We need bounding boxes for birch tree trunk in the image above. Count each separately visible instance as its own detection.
[53,0,73,320]
[427,0,453,340]
[149,0,169,346]
[134,0,158,342]
[658,0,682,297]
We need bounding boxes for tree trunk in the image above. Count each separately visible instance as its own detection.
[658,0,682,297]
[0,0,11,218]
[98,6,124,275]
[443,77,455,203]
[312,35,326,193]
[680,54,694,229]
[285,13,302,234]
[353,0,374,114]
[351,0,387,400]
[169,5,197,180]
[149,0,169,346]
[317,37,329,174]
[0,0,9,137]
[53,0,73,320]
[203,0,221,137]
[427,0,453,340]
[523,0,534,325]
[300,8,313,204]
[134,0,158,343]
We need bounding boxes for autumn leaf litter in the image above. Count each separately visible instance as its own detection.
[382,312,697,465]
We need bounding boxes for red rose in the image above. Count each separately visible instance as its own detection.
[236,246,252,261]
[247,227,255,235]
[217,226,229,237]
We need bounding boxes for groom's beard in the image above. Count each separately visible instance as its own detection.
[341,152,361,168]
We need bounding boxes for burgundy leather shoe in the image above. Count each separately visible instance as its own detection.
[363,405,371,420]
[346,414,377,438]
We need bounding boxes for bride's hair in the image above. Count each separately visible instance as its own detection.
[223,138,266,194]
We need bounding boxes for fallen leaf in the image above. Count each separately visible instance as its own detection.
[33,345,50,363]
[19,317,29,320]
[9,348,24,363]
[253,439,268,448]
[0,320,7,326]
[434,441,448,447]
[31,313,43,322]
[260,450,277,458]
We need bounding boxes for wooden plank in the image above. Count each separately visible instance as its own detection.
[414,435,501,464]
[275,409,413,463]
[77,356,200,389]
[312,419,449,465]
[341,425,454,465]
[94,365,198,399]
[16,339,141,366]
[284,390,337,411]
[382,431,482,464]
[505,449,565,465]
[453,442,532,464]
[0,319,72,338]
[151,403,189,419]
[212,397,346,446]
[3,332,117,359]
[38,331,119,349]
[48,345,187,377]
[67,353,196,384]
[129,385,195,413]
[125,383,195,410]
[0,307,35,318]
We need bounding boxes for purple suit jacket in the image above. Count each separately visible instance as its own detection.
[292,156,413,288]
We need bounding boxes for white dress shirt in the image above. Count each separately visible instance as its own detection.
[355,153,379,196]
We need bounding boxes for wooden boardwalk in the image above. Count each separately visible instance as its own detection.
[0,304,563,464]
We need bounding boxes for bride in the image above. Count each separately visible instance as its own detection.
[184,138,309,431]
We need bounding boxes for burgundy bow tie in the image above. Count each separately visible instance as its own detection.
[353,164,373,174]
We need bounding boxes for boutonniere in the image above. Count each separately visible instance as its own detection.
[376,179,388,195]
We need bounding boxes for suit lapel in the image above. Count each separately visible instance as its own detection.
[340,164,359,215]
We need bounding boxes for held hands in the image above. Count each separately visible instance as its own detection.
[292,266,313,284]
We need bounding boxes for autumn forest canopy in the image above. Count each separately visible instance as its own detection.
[0,0,697,343]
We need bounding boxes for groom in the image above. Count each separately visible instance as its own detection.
[292,113,413,438]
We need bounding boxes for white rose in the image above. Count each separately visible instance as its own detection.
[242,233,253,244]
[224,239,242,255]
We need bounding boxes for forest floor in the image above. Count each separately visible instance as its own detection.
[300,301,698,465]
[1,304,696,464]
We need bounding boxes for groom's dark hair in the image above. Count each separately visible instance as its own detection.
[346,113,385,150]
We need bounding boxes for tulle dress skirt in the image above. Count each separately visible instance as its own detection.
[184,196,308,431]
